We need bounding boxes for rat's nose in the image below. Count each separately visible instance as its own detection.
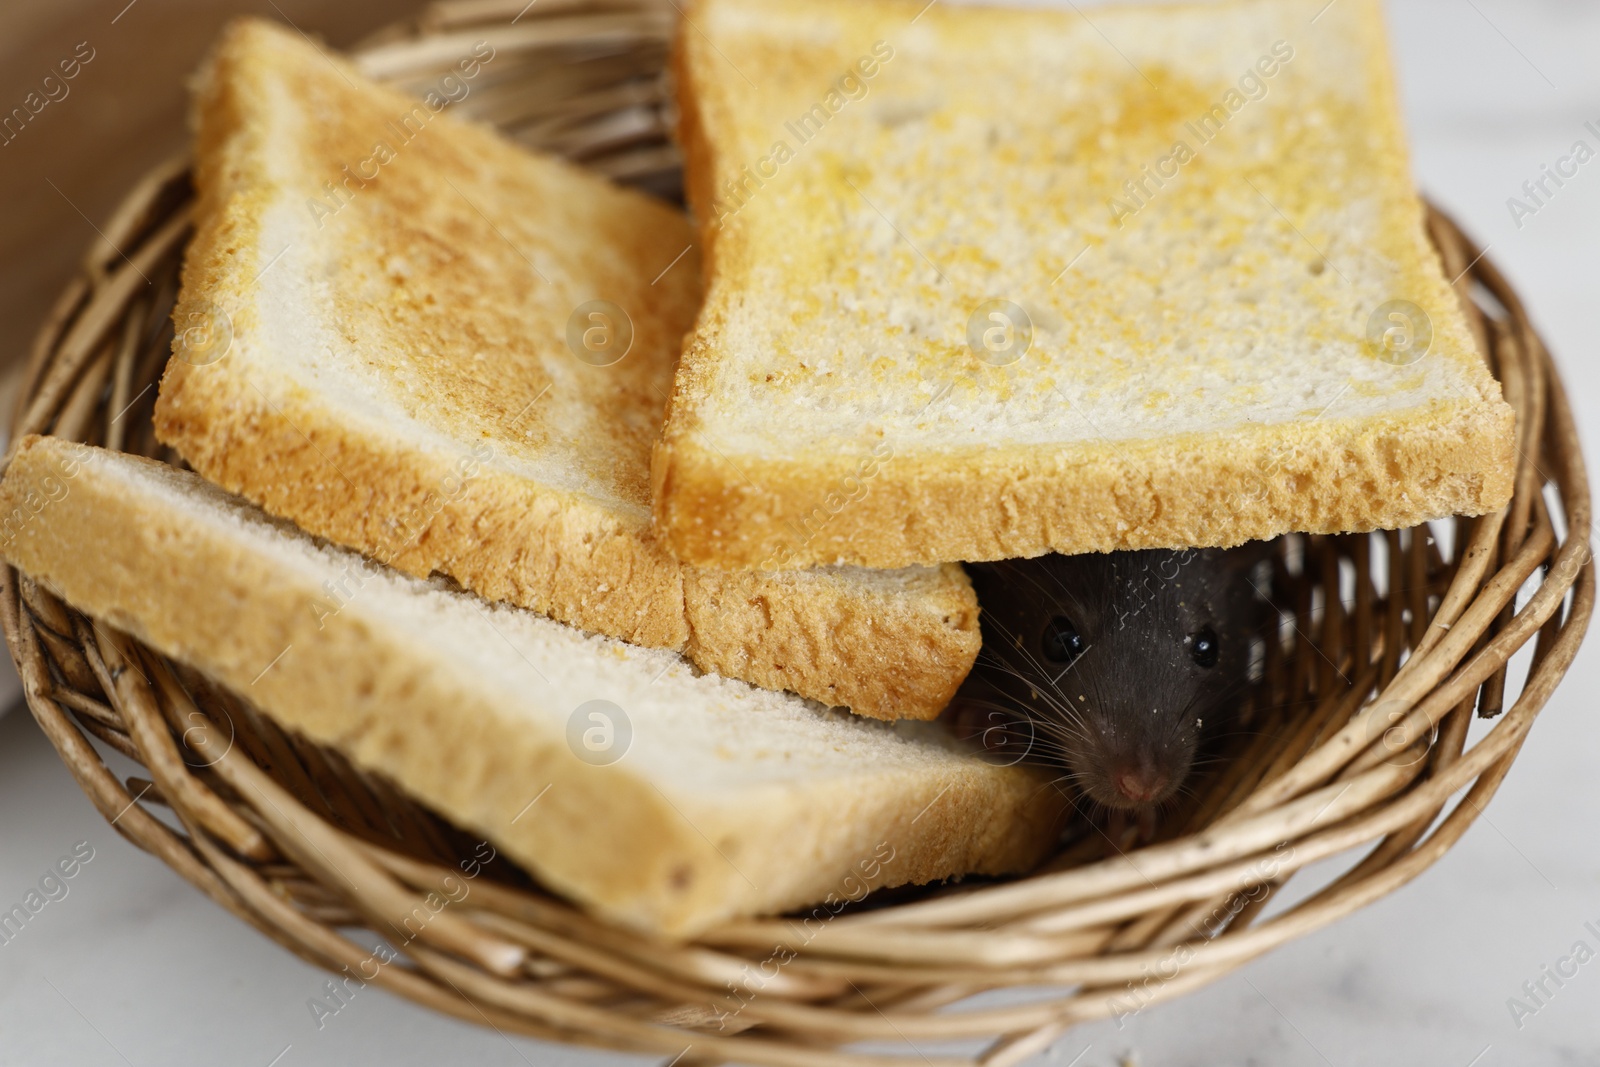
[1113,766,1169,804]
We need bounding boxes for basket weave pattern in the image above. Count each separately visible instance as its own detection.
[4,3,1592,1063]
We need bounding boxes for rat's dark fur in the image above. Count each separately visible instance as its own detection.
[955,547,1269,813]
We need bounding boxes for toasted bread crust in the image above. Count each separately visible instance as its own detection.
[154,18,977,717]
[159,358,980,714]
[656,398,1517,568]
[0,436,1060,937]
[157,343,696,646]
[657,0,1518,570]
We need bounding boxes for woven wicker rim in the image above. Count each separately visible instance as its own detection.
[5,2,1593,1063]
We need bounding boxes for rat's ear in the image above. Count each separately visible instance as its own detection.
[1204,538,1277,576]
[1196,541,1279,618]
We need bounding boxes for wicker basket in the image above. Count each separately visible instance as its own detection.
[5,2,1592,1063]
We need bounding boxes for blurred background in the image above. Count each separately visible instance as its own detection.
[0,0,426,392]
[1,1,1597,1065]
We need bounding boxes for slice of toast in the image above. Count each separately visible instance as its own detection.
[0,436,1062,939]
[656,0,1516,569]
[151,18,978,719]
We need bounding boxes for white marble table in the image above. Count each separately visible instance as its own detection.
[3,0,1598,1063]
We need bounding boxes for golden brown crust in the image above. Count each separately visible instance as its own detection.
[0,436,1061,938]
[156,366,696,648]
[684,563,980,716]
[154,18,976,717]
[656,399,1518,569]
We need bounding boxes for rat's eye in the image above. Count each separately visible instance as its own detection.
[1042,616,1085,664]
[1189,626,1219,668]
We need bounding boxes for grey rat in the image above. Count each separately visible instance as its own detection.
[953,546,1271,813]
